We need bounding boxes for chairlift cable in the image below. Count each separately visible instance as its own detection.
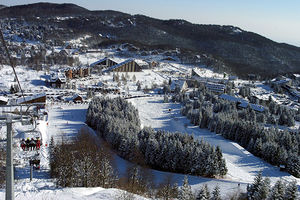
[0,28,27,106]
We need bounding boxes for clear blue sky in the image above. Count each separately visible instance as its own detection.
[3,0,300,47]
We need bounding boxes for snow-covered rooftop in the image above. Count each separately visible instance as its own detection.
[0,96,8,102]
[170,80,187,91]
[249,103,265,112]
[219,94,246,103]
[105,59,135,72]
[15,93,46,104]
[50,72,66,83]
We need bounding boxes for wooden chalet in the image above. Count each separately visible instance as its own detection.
[70,94,83,103]
[49,72,67,88]
[16,93,46,105]
[64,66,90,79]
[65,68,73,79]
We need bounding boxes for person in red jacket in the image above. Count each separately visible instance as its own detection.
[20,139,25,151]
[36,138,41,150]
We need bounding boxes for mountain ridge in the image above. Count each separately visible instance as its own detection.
[1,2,300,78]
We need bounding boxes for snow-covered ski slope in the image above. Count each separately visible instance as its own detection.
[129,96,300,187]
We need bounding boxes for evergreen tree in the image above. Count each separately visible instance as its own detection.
[284,180,299,200]
[216,146,227,176]
[156,175,179,200]
[132,74,136,82]
[287,155,300,178]
[178,176,194,200]
[211,185,221,200]
[247,172,270,200]
[136,81,141,91]
[168,77,172,85]
[163,94,169,103]
[267,179,286,200]
[196,184,210,200]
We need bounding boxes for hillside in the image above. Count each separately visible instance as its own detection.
[1,3,300,78]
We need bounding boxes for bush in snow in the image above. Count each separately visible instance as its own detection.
[50,128,117,188]
[155,175,179,200]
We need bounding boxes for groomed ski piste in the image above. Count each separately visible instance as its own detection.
[0,95,299,199]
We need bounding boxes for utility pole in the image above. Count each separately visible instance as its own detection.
[6,116,14,200]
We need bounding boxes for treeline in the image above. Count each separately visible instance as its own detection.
[179,88,300,177]
[180,172,299,200]
[86,97,227,177]
[247,172,299,200]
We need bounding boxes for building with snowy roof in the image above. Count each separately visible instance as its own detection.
[192,68,226,84]
[0,96,8,105]
[65,94,83,103]
[14,93,46,105]
[170,80,188,93]
[206,82,226,94]
[90,57,118,73]
[105,59,142,72]
[292,74,300,81]
[90,57,118,68]
[219,94,265,112]
[249,103,265,112]
[49,72,67,88]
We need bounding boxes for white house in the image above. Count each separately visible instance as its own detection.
[170,80,188,93]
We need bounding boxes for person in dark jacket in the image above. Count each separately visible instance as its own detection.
[29,138,36,150]
[25,138,30,151]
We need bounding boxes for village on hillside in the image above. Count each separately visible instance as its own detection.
[0,14,300,200]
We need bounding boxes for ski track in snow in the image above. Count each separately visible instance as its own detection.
[128,96,300,188]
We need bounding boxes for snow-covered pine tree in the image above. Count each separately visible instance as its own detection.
[178,176,194,200]
[284,180,299,200]
[211,184,221,200]
[216,146,227,176]
[163,94,169,103]
[267,179,286,200]
[196,184,210,200]
[247,172,270,200]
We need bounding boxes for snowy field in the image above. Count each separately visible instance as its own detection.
[0,66,47,92]
[129,96,300,188]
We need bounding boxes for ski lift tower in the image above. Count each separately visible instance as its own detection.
[0,105,35,200]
